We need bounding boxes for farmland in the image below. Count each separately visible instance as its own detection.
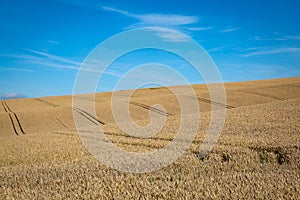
[0,77,299,199]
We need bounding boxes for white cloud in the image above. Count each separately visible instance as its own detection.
[29,59,120,76]
[48,40,59,44]
[25,49,81,66]
[254,36,287,41]
[220,27,239,33]
[102,6,134,17]
[285,35,300,40]
[207,44,238,53]
[185,26,213,31]
[238,47,262,52]
[137,14,198,26]
[254,35,300,41]
[101,6,206,42]
[102,6,199,27]
[0,67,33,72]
[241,47,300,57]
[2,50,122,77]
[207,46,227,53]
[153,28,189,42]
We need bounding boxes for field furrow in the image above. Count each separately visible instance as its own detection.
[197,97,235,109]
[35,98,59,107]
[13,113,26,134]
[8,113,18,135]
[55,117,68,129]
[243,90,283,100]
[130,101,172,116]
[3,101,12,112]
[1,101,8,113]
[1,101,26,135]
[72,107,105,125]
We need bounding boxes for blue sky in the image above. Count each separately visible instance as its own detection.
[0,0,300,98]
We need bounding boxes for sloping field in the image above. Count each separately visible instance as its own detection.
[0,77,299,199]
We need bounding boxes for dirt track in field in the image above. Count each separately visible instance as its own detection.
[0,77,299,199]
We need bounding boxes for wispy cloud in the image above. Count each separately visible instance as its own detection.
[25,49,81,66]
[48,40,59,44]
[237,47,262,52]
[152,28,189,42]
[207,46,227,53]
[0,67,34,72]
[220,26,239,33]
[207,44,237,53]
[1,49,122,76]
[254,35,300,41]
[254,36,287,41]
[285,35,300,40]
[102,6,202,42]
[241,47,300,57]
[102,6,199,28]
[184,26,213,31]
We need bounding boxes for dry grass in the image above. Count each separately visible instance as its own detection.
[0,77,299,199]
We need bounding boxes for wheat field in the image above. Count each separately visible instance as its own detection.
[0,77,299,199]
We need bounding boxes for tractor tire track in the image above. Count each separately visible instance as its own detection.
[3,101,12,112]
[71,107,105,125]
[13,113,25,134]
[52,131,74,136]
[35,98,59,107]
[8,113,18,136]
[242,91,283,101]
[74,130,203,144]
[130,101,172,116]
[74,107,105,125]
[197,97,235,109]
[73,96,105,103]
[2,101,25,135]
[79,133,163,150]
[2,101,8,113]
[55,117,68,129]
[80,132,198,150]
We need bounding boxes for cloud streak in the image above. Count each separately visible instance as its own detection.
[220,27,239,33]
[1,49,123,77]
[0,67,34,72]
[255,35,300,41]
[185,26,213,31]
[102,6,202,42]
[48,40,59,44]
[285,35,300,40]
[152,28,189,42]
[25,49,81,66]
[102,6,199,27]
[241,47,300,57]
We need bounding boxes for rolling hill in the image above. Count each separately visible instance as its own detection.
[0,77,299,199]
